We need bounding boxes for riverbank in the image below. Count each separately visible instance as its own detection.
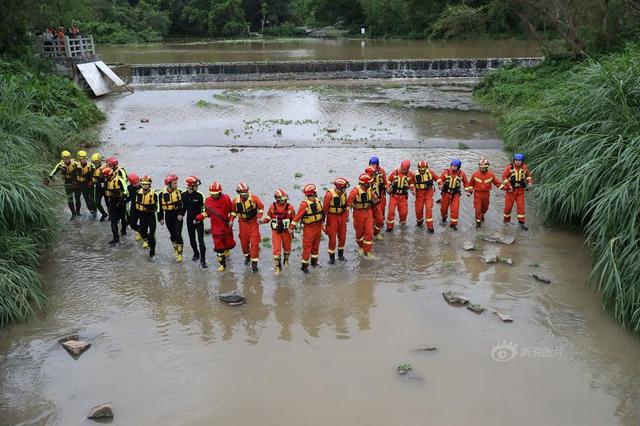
[0,59,104,325]
[473,44,640,333]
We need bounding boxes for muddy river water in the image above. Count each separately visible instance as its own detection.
[1,80,639,425]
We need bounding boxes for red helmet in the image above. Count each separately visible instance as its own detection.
[209,181,222,195]
[106,156,118,168]
[140,175,152,185]
[101,167,113,178]
[359,173,372,184]
[236,182,249,193]
[400,159,411,171]
[364,166,376,175]
[128,172,139,186]
[303,184,317,196]
[333,177,350,189]
[164,173,178,185]
[274,188,288,200]
[185,175,201,187]
[418,160,428,169]
[479,157,490,168]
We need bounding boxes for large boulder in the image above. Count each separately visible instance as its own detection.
[88,404,113,419]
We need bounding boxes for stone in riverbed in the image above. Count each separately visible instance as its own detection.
[87,404,113,419]
[140,118,149,123]
[482,234,515,245]
[442,291,470,306]
[498,256,513,265]
[532,273,552,284]
[397,363,412,375]
[61,339,91,357]
[219,290,245,305]
[493,310,513,323]
[467,303,485,314]
[484,255,498,264]
[463,241,475,251]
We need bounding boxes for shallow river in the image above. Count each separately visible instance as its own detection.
[1,80,639,426]
[99,38,541,64]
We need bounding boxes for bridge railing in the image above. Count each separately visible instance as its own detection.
[36,35,96,58]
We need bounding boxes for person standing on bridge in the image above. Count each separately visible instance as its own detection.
[135,175,158,258]
[290,184,324,273]
[231,182,264,272]
[367,156,387,239]
[437,159,472,230]
[45,150,79,220]
[414,160,439,233]
[502,153,533,230]
[183,176,207,269]
[260,189,296,274]
[323,177,350,264]
[195,182,236,272]
[158,174,185,262]
[386,159,415,231]
[468,158,504,228]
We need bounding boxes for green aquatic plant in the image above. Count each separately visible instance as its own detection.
[457,142,470,150]
[196,99,213,108]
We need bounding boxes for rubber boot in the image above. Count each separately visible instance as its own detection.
[244,254,251,265]
[338,249,346,261]
[217,253,226,272]
[301,263,309,274]
[224,249,230,257]
[121,227,127,236]
[450,224,457,230]
[142,239,149,249]
[172,242,178,256]
[416,220,423,227]
[427,226,434,234]
[519,222,528,231]
[283,252,290,267]
[200,257,208,269]
[441,216,447,223]
[100,213,108,222]
[328,253,336,264]
[363,251,376,260]
[252,260,259,272]
[176,244,184,262]
[476,220,482,228]
[149,244,155,258]
[134,231,142,241]
[192,251,200,262]
[274,257,282,274]
[311,257,319,268]
[108,222,119,245]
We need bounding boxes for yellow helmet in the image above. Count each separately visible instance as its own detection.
[61,150,71,159]
[78,150,87,159]
[91,153,102,162]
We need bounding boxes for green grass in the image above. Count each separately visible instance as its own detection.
[474,44,640,332]
[0,61,103,325]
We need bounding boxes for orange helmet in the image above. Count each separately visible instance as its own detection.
[209,181,222,195]
[164,173,178,185]
[418,160,428,169]
[128,172,139,186]
[333,177,350,189]
[106,156,118,168]
[140,175,152,185]
[236,182,249,193]
[364,166,376,175]
[101,167,113,178]
[185,175,201,187]
[400,159,411,171]
[303,184,317,196]
[359,173,372,184]
[479,157,490,168]
[274,188,288,200]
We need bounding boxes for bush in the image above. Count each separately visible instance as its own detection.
[430,5,488,39]
[263,22,306,37]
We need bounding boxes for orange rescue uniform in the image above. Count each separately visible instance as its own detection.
[414,167,439,230]
[231,193,264,261]
[264,202,295,260]
[371,167,387,235]
[386,169,415,230]
[347,186,374,254]
[437,168,471,226]
[469,170,502,223]
[501,163,533,224]
[323,189,348,254]
[292,197,324,264]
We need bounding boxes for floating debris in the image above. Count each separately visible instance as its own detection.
[493,310,513,323]
[59,335,91,357]
[442,291,470,306]
[467,303,486,314]
[140,118,149,123]
[120,126,126,131]
[416,347,437,352]
[294,172,303,178]
[327,128,338,133]
[119,122,125,126]
[219,290,245,306]
[88,404,113,419]
[397,363,412,375]
[532,273,552,284]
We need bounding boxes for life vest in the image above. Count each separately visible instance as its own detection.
[374,171,385,195]
[91,165,104,185]
[270,202,292,232]
[104,176,126,198]
[327,189,347,214]
[75,162,92,183]
[135,189,158,213]
[390,171,410,195]
[159,188,183,211]
[442,171,462,194]
[508,165,527,188]
[114,166,128,181]
[352,187,373,209]
[415,170,434,190]
[302,198,324,224]
[234,195,258,220]
[54,160,77,184]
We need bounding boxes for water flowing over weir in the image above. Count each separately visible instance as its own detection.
[129,57,543,84]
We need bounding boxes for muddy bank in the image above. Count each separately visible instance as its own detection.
[129,57,542,85]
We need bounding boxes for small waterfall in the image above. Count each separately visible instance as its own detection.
[129,57,543,85]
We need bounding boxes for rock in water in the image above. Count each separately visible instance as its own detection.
[61,339,91,357]
[532,273,552,284]
[229,147,240,153]
[219,290,245,305]
[58,334,79,344]
[88,404,113,419]
[140,118,149,123]
[498,256,514,265]
[397,363,412,375]
[493,310,513,323]
[482,234,515,245]
[484,255,498,264]
[463,241,475,251]
[442,291,470,306]
[327,128,338,133]
[416,347,437,352]
[467,303,485,314]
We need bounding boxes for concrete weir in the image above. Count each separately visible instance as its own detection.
[129,57,543,84]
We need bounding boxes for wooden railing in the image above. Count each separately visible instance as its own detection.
[37,35,96,58]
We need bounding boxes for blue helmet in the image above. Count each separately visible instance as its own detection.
[513,153,525,161]
[451,158,462,168]
[369,156,379,166]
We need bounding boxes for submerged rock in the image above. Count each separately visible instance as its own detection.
[219,290,245,305]
[484,255,498,264]
[467,303,485,314]
[498,256,514,265]
[482,234,515,245]
[88,404,113,419]
[532,273,552,284]
[493,310,513,323]
[59,335,91,357]
[442,291,470,306]
[463,241,475,251]
[229,147,240,153]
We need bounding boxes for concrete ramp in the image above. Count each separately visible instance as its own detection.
[77,61,125,96]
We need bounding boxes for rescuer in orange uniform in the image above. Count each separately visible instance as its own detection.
[195,182,236,272]
[368,156,387,238]
[290,184,324,273]
[231,182,264,272]
[414,160,439,233]
[501,153,533,230]
[347,173,376,259]
[468,158,504,228]
[437,158,472,230]
[386,159,415,231]
[260,189,295,274]
[323,177,350,264]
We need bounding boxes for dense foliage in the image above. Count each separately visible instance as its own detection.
[0,60,104,324]
[475,45,640,332]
